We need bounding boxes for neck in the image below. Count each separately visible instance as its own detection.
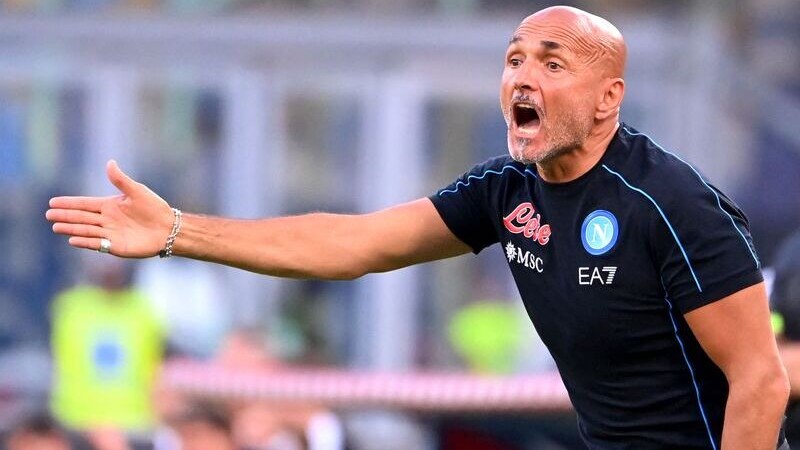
[536,121,619,183]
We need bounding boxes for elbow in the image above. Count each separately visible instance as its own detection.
[769,361,791,406]
[728,360,790,410]
[330,268,366,281]
[773,365,791,407]
[277,262,366,281]
[322,253,391,280]
[741,362,790,409]
[326,262,369,281]
[328,254,388,280]
[768,372,791,416]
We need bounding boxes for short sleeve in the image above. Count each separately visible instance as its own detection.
[428,158,508,254]
[651,178,763,314]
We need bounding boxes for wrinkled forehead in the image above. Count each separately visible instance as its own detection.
[510,13,603,64]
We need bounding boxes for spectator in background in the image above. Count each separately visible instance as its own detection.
[134,258,228,359]
[168,403,239,450]
[82,428,133,450]
[2,412,94,450]
[217,329,344,450]
[447,301,524,374]
[231,403,306,450]
[770,228,800,443]
[3,413,70,450]
[50,258,164,436]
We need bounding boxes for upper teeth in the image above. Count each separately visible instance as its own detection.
[517,104,535,109]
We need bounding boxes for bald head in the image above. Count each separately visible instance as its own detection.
[516,6,627,78]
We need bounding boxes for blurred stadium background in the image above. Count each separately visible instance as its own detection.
[0,0,798,449]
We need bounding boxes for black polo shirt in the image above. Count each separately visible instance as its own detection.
[430,124,764,449]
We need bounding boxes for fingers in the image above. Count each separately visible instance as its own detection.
[107,160,139,196]
[49,196,107,213]
[52,223,106,239]
[68,236,108,253]
[45,209,104,226]
[49,160,137,211]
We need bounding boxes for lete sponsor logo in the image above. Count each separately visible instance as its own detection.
[503,202,552,246]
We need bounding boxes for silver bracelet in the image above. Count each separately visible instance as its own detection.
[158,208,182,258]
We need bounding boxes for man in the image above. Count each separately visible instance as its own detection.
[50,258,163,433]
[3,413,73,450]
[168,403,240,450]
[46,6,789,449]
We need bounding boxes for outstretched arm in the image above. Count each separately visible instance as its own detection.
[46,161,471,280]
[684,282,790,450]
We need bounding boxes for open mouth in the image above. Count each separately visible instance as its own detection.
[513,103,541,134]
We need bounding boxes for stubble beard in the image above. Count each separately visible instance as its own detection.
[508,109,593,166]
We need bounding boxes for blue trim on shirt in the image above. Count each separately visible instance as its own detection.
[664,294,719,450]
[437,164,536,196]
[602,164,703,293]
[621,126,760,269]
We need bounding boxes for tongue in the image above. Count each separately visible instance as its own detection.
[521,116,540,128]
[516,107,540,129]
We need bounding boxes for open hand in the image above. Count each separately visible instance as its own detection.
[46,160,174,258]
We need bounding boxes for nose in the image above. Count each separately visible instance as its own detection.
[511,62,539,94]
[515,80,534,94]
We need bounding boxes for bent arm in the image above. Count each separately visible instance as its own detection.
[173,198,471,280]
[685,282,789,450]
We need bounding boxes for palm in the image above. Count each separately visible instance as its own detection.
[101,193,169,257]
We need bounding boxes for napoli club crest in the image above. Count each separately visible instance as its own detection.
[581,210,619,256]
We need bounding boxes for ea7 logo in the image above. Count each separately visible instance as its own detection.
[578,267,617,285]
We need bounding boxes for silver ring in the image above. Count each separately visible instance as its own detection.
[98,238,112,254]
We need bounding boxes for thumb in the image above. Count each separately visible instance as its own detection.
[106,160,139,195]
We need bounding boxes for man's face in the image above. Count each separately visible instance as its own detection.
[500,14,602,165]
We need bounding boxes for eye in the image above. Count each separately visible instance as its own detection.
[508,57,523,68]
[546,61,562,71]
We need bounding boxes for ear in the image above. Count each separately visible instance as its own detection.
[596,78,625,120]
